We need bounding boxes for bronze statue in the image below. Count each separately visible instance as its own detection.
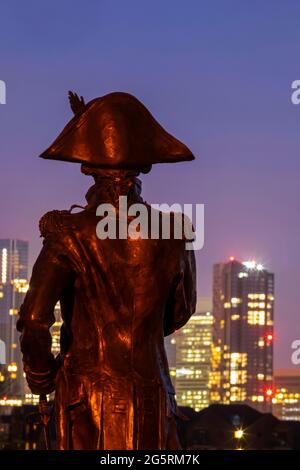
[17,91,197,450]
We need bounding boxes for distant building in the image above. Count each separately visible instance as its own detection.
[211,258,274,412]
[0,240,29,398]
[175,311,213,411]
[164,298,213,411]
[0,402,40,450]
[273,369,300,421]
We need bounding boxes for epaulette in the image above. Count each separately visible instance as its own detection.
[39,210,71,237]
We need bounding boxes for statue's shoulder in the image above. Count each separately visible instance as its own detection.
[39,209,74,237]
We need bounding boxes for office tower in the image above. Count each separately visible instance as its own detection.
[273,369,300,421]
[175,310,213,411]
[0,240,29,398]
[211,258,274,412]
[164,298,213,393]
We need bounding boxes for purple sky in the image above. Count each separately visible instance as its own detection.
[0,0,300,368]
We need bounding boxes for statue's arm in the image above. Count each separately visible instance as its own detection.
[163,248,197,336]
[16,236,73,394]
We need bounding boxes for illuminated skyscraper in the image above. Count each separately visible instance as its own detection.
[164,298,213,411]
[175,310,213,412]
[0,240,29,398]
[211,258,274,412]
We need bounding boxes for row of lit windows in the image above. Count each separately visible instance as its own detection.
[247,310,265,325]
[248,302,265,308]
[248,293,274,300]
[251,395,267,402]
[0,398,22,406]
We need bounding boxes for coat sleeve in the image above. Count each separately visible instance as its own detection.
[16,234,74,394]
[164,247,197,336]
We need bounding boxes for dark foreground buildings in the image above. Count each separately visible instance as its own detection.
[0,404,40,450]
[1,403,300,450]
[178,404,300,450]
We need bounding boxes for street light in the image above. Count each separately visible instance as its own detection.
[234,429,244,439]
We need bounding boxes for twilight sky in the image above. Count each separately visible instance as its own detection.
[0,0,300,368]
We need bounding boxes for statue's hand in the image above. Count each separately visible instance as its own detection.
[25,365,59,395]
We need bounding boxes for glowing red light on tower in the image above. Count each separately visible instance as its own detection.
[266,333,273,342]
[229,256,235,262]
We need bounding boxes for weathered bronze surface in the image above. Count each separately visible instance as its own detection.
[17,92,197,450]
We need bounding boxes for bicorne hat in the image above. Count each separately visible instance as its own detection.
[40,92,195,171]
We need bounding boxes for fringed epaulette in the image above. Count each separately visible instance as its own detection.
[39,210,71,237]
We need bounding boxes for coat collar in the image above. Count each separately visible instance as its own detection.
[85,176,143,209]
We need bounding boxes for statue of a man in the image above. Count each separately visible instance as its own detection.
[17,92,196,450]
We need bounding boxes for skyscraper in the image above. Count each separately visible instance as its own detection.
[0,240,29,398]
[164,299,213,411]
[211,258,274,412]
[175,310,213,411]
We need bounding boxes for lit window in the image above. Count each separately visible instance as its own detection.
[7,363,18,372]
[231,314,240,321]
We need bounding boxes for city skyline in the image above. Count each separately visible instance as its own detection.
[0,234,293,371]
[1,241,300,447]
[1,1,300,368]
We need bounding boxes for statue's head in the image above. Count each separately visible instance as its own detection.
[39,91,195,174]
